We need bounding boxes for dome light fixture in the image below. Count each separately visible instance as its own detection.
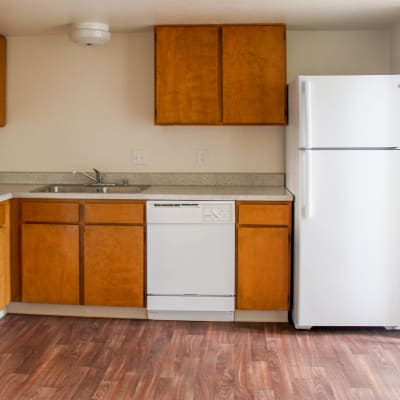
[69,22,111,46]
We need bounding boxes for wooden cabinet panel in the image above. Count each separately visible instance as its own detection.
[84,202,144,224]
[238,203,291,226]
[155,26,220,124]
[0,201,10,309]
[237,226,289,310]
[22,224,80,304]
[21,202,79,223]
[222,25,286,124]
[0,202,5,225]
[0,35,6,127]
[84,225,144,307]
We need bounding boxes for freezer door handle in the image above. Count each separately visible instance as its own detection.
[303,80,312,148]
[301,150,313,218]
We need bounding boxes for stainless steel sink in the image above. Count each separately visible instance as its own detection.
[32,184,149,194]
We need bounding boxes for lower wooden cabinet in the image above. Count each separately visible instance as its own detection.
[84,225,144,307]
[0,201,10,310]
[18,200,145,308]
[21,224,80,304]
[237,202,292,310]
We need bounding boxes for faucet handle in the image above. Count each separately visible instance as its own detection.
[93,168,102,184]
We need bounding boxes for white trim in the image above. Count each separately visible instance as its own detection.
[148,310,234,321]
[234,310,288,323]
[7,303,289,323]
[7,302,147,319]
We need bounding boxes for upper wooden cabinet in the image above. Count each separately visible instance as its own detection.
[155,24,286,125]
[155,26,220,124]
[0,35,6,127]
[222,25,286,124]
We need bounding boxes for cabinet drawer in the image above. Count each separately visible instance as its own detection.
[84,203,145,224]
[0,203,4,225]
[238,203,291,226]
[21,202,79,223]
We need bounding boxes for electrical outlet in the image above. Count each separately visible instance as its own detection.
[132,150,146,165]
[198,149,208,166]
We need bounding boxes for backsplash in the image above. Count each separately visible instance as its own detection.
[0,172,284,187]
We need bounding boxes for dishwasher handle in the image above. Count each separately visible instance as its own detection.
[153,203,200,207]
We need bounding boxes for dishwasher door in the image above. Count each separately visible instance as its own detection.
[146,201,235,321]
[147,222,234,296]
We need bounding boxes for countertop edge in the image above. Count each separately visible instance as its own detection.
[0,185,293,202]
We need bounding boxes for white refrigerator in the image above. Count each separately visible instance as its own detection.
[286,75,400,329]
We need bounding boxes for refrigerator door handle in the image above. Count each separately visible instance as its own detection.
[301,150,313,218]
[303,80,312,148]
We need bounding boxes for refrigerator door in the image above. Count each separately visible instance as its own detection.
[298,75,400,149]
[293,149,400,328]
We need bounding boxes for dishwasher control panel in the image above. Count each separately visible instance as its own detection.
[202,204,233,223]
[147,201,235,224]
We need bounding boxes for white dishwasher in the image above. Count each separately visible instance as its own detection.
[146,200,235,321]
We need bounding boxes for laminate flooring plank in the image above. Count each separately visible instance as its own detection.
[0,315,400,400]
[0,372,29,399]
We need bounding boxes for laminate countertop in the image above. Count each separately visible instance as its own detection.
[0,184,293,202]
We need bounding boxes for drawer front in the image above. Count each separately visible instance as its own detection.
[238,203,291,226]
[0,203,4,225]
[21,202,79,223]
[84,202,145,224]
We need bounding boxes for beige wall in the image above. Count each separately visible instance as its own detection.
[389,23,400,73]
[0,30,389,172]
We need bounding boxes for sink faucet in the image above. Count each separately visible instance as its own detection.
[73,168,103,184]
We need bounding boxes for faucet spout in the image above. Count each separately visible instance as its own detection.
[73,170,99,184]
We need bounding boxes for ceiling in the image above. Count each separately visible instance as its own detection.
[1,0,400,36]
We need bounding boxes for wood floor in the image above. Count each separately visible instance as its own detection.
[0,315,399,399]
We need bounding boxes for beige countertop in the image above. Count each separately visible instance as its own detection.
[0,184,293,202]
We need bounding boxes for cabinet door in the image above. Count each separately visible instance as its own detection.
[222,25,286,124]
[0,201,10,309]
[237,226,289,310]
[22,224,80,304]
[84,225,144,307]
[0,35,5,127]
[155,26,220,124]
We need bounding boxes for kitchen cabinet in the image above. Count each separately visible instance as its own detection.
[21,202,80,304]
[236,202,291,310]
[222,25,286,124]
[155,26,220,124]
[0,201,10,310]
[18,200,145,307]
[0,35,5,127]
[84,203,145,307]
[155,24,286,125]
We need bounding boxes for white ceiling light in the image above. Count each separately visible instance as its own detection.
[69,22,111,46]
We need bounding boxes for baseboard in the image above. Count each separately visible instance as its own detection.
[148,310,234,321]
[7,303,288,323]
[234,310,288,322]
[7,302,147,319]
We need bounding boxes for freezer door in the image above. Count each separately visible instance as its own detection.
[294,149,400,327]
[298,75,400,148]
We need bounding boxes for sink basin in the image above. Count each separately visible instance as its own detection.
[32,184,149,194]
